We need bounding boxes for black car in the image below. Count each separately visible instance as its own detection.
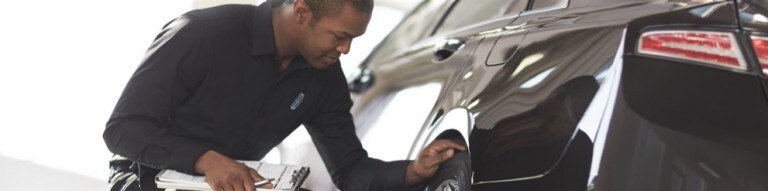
[344,0,768,190]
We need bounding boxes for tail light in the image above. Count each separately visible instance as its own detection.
[638,30,747,71]
[751,36,768,75]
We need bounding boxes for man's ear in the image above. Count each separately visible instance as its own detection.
[292,0,312,24]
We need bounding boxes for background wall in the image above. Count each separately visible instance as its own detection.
[0,0,415,190]
[0,1,193,190]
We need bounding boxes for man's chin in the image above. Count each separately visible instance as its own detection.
[309,62,332,70]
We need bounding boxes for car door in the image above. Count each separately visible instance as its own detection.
[401,0,533,161]
[451,0,632,189]
[349,0,529,162]
[348,0,459,162]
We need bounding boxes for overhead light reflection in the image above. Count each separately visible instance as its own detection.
[467,99,480,109]
[688,2,724,18]
[462,71,474,80]
[754,14,768,23]
[512,52,544,77]
[697,162,721,179]
[521,67,557,88]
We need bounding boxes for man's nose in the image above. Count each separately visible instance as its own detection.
[337,40,352,54]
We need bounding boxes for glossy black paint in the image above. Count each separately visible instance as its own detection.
[735,0,768,105]
[470,76,598,190]
[623,55,768,129]
[602,57,768,190]
[346,0,768,190]
[736,0,768,31]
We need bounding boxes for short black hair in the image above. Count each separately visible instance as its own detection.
[284,0,374,24]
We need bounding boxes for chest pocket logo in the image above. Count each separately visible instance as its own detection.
[290,93,304,110]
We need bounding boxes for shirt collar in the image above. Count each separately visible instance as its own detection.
[250,0,277,56]
[287,58,311,72]
[251,0,311,72]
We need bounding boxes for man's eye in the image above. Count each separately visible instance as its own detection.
[334,34,344,41]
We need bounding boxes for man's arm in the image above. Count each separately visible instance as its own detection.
[106,15,274,191]
[303,64,465,190]
[302,63,405,190]
[103,15,212,174]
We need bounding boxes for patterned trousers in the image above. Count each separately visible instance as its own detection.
[108,155,141,191]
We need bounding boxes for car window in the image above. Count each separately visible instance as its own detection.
[368,0,452,64]
[434,0,528,35]
[530,0,568,11]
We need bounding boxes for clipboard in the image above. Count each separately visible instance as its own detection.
[155,160,309,191]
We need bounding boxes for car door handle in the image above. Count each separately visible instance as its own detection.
[525,16,559,26]
[434,38,465,61]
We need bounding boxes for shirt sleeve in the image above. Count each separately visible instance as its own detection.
[103,15,214,174]
[303,64,411,190]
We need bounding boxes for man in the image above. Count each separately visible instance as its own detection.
[103,0,465,190]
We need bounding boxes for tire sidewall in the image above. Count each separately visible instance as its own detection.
[425,151,471,191]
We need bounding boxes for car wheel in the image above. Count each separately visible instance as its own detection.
[426,150,471,191]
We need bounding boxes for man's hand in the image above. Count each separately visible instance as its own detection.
[194,150,273,191]
[405,139,466,185]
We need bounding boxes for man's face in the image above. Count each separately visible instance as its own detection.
[298,4,371,69]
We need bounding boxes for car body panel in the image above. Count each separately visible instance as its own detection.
[346,0,768,190]
[734,0,768,103]
[349,0,485,162]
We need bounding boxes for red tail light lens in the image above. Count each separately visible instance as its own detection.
[639,31,747,71]
[751,36,768,75]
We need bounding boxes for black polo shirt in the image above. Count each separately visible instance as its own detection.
[103,1,409,190]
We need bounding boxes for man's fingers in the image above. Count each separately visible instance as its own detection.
[210,181,231,191]
[243,181,254,191]
[213,184,225,191]
[243,174,255,191]
[410,139,467,181]
[228,174,246,191]
[249,168,276,189]
[444,147,455,158]
[249,168,264,181]
[421,139,466,167]
[432,140,465,152]
[246,168,262,191]
[260,182,274,189]
[437,139,466,151]
[234,180,246,191]
[224,184,236,191]
[424,148,456,167]
[423,139,465,158]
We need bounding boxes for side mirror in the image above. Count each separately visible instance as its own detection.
[434,38,465,61]
[348,68,375,94]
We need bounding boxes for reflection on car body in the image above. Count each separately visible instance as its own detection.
[340,0,768,190]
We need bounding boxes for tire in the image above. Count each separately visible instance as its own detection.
[425,150,472,191]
